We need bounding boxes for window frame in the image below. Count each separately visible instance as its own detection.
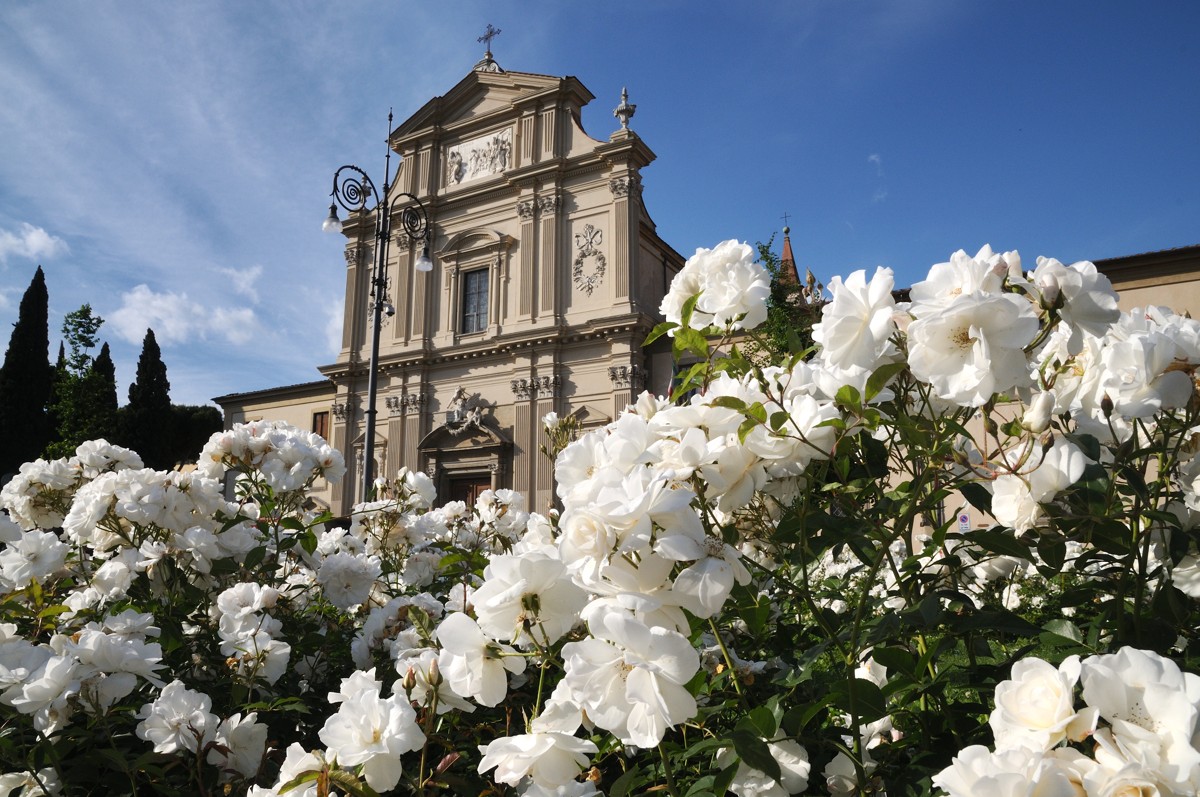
[312,410,330,441]
[460,267,489,334]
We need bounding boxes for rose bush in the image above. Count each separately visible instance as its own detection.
[1,240,1199,796]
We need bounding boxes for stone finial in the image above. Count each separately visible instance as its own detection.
[614,87,636,131]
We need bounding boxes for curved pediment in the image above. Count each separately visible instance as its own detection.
[418,418,512,453]
[439,227,512,257]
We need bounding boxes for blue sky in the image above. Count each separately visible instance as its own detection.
[1,1,1197,406]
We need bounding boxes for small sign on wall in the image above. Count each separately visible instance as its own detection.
[958,512,971,532]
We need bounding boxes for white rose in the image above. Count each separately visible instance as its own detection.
[990,656,1082,752]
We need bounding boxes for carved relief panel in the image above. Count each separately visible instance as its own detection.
[444,127,514,187]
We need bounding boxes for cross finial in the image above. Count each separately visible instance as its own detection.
[477,23,501,55]
[781,211,792,229]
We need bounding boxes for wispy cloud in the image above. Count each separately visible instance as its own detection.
[0,222,69,264]
[868,153,884,177]
[109,284,262,347]
[218,264,263,303]
[873,188,888,203]
[324,301,344,357]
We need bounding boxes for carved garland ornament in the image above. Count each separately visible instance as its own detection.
[572,224,606,296]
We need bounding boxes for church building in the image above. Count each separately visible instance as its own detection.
[214,47,685,515]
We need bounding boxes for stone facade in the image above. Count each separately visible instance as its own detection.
[216,61,684,515]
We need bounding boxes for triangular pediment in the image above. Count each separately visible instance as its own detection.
[392,70,592,142]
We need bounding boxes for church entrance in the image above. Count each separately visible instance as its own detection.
[447,474,492,506]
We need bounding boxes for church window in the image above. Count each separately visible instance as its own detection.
[461,268,489,333]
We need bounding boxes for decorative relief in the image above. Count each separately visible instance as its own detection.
[446,386,485,436]
[535,375,561,399]
[402,393,425,416]
[572,224,606,296]
[609,175,642,197]
[536,194,561,215]
[608,365,646,390]
[332,402,349,421]
[445,127,513,187]
[511,378,533,401]
[344,245,368,268]
[394,230,415,247]
[516,200,536,220]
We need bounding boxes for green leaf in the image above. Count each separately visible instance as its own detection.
[243,545,267,571]
[865,361,907,401]
[831,678,889,724]
[835,384,862,411]
[609,766,641,797]
[299,529,318,556]
[644,320,679,347]
[737,705,778,739]
[731,729,782,783]
[277,770,321,794]
[966,529,1032,561]
[868,646,917,678]
[713,758,740,796]
[959,482,993,515]
[36,604,71,619]
[1036,533,1067,574]
[738,416,759,445]
[327,769,381,797]
[1042,619,1083,644]
[679,291,701,329]
[708,395,748,411]
[674,327,711,360]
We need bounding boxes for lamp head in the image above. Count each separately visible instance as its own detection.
[415,243,433,272]
[322,203,343,233]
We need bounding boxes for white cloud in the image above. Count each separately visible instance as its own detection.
[873,188,888,203]
[324,301,344,357]
[868,153,884,176]
[109,284,262,347]
[0,222,69,263]
[218,264,263,303]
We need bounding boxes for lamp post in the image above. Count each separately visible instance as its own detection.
[323,136,432,501]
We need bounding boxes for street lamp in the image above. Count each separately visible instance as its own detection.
[324,141,432,501]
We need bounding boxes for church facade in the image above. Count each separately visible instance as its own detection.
[214,55,684,515]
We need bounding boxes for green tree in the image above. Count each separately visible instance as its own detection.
[83,342,119,442]
[742,239,823,363]
[120,329,174,469]
[170,404,223,464]
[45,304,110,458]
[0,267,53,477]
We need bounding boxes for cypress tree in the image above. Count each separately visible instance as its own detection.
[83,342,119,443]
[121,329,174,469]
[0,267,52,477]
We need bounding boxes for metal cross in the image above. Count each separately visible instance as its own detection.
[478,24,502,54]
[781,211,792,228]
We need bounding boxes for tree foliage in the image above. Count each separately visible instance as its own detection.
[45,305,112,459]
[0,267,52,477]
[169,404,223,465]
[120,328,175,469]
[744,239,823,363]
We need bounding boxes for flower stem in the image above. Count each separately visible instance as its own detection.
[708,617,744,699]
[658,743,682,797]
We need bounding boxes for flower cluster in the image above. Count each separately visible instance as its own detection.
[936,647,1200,796]
[2,238,1200,797]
